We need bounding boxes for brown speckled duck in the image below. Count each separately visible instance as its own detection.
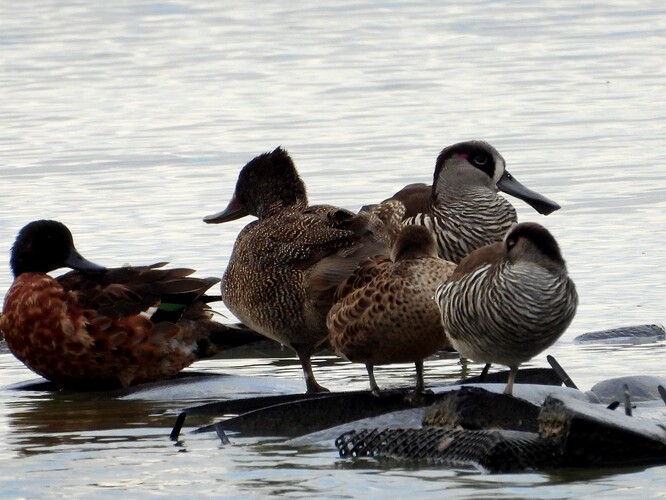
[435,222,578,395]
[386,140,561,263]
[204,147,396,393]
[0,220,263,390]
[327,225,457,393]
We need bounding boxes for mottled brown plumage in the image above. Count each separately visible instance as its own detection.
[436,222,578,395]
[0,220,263,390]
[385,141,560,263]
[204,147,398,393]
[327,225,457,393]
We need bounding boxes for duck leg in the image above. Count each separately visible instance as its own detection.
[296,349,329,393]
[504,365,519,395]
[366,363,381,395]
[414,360,425,393]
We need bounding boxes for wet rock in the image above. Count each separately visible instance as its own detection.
[574,324,665,344]
[588,375,666,403]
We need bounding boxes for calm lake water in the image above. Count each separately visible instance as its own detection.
[2,0,666,497]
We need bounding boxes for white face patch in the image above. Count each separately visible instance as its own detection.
[491,153,507,186]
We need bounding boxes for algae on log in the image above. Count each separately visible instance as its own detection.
[422,386,542,432]
[539,394,666,467]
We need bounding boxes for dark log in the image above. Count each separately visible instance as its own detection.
[574,324,665,343]
[422,386,541,432]
[538,393,666,466]
[193,390,442,437]
[458,367,562,386]
[179,368,559,439]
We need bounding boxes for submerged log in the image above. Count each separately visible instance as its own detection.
[458,367,563,386]
[574,324,665,343]
[589,375,666,404]
[192,390,442,438]
[538,393,666,467]
[173,368,561,439]
[336,388,666,470]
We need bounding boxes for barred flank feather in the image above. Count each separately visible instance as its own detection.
[406,193,516,263]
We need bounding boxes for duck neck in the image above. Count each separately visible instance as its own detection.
[260,198,308,218]
[435,183,506,213]
[9,251,41,277]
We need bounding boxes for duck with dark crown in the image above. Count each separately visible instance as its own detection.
[204,147,398,393]
[327,225,457,394]
[435,222,578,395]
[0,219,263,390]
[385,140,561,263]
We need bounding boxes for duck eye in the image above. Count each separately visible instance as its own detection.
[506,237,517,250]
[472,155,488,166]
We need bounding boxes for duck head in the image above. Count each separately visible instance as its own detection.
[433,140,561,215]
[204,146,309,223]
[504,222,566,270]
[10,220,106,277]
[390,225,438,262]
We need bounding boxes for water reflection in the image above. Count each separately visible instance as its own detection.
[2,0,666,496]
[6,392,176,456]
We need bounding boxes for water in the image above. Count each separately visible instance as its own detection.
[1,0,666,496]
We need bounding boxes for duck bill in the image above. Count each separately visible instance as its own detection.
[65,249,107,272]
[203,193,249,224]
[497,170,561,216]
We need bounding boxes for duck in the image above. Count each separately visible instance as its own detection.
[0,219,264,390]
[435,222,578,395]
[203,147,397,393]
[327,224,457,393]
[385,140,561,263]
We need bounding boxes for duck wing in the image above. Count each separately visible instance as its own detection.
[383,183,432,219]
[57,263,220,322]
[447,242,505,282]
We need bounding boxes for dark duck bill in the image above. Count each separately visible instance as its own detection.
[496,170,561,216]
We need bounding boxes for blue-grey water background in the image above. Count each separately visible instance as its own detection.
[1,0,666,497]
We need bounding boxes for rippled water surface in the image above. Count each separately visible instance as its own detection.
[2,0,666,497]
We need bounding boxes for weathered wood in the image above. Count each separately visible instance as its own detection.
[177,391,333,417]
[179,368,560,438]
[459,367,562,386]
[194,390,442,437]
[538,393,666,466]
[422,386,541,432]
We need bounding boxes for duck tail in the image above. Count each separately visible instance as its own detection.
[194,322,269,358]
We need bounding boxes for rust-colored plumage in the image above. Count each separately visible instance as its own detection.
[0,220,263,390]
[327,225,457,393]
